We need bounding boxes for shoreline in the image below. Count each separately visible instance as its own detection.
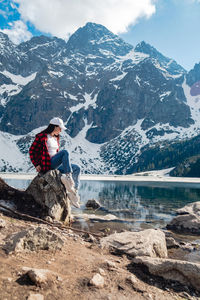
[1,172,200,186]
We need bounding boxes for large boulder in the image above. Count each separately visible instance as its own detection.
[26,170,71,223]
[133,256,200,291]
[85,199,101,210]
[4,226,64,254]
[167,201,200,234]
[176,201,200,215]
[100,229,168,258]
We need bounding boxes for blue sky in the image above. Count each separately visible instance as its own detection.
[120,0,200,71]
[0,0,199,71]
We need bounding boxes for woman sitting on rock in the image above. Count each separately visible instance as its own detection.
[29,117,80,208]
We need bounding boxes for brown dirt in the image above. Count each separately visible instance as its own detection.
[0,213,199,300]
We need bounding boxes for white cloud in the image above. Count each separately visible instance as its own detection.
[0,20,32,44]
[0,9,7,18]
[13,0,156,39]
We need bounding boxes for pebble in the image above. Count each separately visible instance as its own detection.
[98,268,106,276]
[27,294,44,300]
[0,218,6,228]
[90,273,105,288]
[126,274,138,285]
[105,259,117,269]
[143,292,153,300]
[56,276,63,282]
[126,274,145,293]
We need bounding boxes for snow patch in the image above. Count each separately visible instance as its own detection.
[0,84,22,105]
[0,131,29,172]
[70,92,98,113]
[1,70,37,85]
[110,72,127,82]
[48,70,64,77]
[159,91,171,102]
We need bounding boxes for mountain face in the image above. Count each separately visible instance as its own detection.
[0,22,200,174]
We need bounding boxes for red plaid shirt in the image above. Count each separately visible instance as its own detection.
[29,132,60,173]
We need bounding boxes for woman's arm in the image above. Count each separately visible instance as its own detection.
[29,135,42,169]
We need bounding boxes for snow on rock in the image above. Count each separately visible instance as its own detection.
[1,70,37,85]
[70,93,98,113]
[0,84,22,105]
[48,70,64,77]
[0,131,29,172]
[61,122,104,173]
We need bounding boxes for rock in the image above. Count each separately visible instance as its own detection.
[133,256,200,291]
[168,214,200,234]
[0,218,6,228]
[44,216,53,222]
[22,267,62,287]
[0,200,16,212]
[104,259,117,270]
[126,275,144,292]
[82,233,96,243]
[4,226,64,254]
[85,199,101,210]
[98,268,106,276]
[26,269,49,285]
[56,276,63,282]
[176,201,200,215]
[89,273,105,288]
[26,170,71,224]
[167,201,200,234]
[27,294,44,300]
[126,274,138,285]
[165,237,179,248]
[100,229,168,258]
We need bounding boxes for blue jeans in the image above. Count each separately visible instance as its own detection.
[51,150,80,189]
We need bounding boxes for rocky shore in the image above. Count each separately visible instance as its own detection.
[1,207,200,300]
[1,173,200,300]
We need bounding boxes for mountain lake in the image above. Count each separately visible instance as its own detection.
[3,177,200,234]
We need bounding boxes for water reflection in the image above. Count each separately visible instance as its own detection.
[5,178,32,190]
[3,178,200,230]
[79,180,200,230]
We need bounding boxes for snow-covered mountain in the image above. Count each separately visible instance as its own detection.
[0,22,200,174]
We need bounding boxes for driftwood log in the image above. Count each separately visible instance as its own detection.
[0,170,71,224]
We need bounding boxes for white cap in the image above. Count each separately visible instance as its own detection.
[49,117,66,130]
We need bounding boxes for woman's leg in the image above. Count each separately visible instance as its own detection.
[51,150,72,174]
[71,164,81,189]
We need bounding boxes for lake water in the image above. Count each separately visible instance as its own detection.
[4,178,200,233]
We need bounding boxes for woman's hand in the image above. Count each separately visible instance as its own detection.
[36,165,41,172]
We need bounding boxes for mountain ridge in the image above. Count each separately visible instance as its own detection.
[0,22,200,174]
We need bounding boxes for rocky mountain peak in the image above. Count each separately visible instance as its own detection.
[135,41,185,76]
[135,41,160,57]
[0,31,17,53]
[18,35,66,54]
[0,32,10,43]
[66,22,133,56]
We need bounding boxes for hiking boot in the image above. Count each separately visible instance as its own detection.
[68,191,80,208]
[61,173,75,193]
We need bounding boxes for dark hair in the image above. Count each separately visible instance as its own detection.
[41,124,59,134]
